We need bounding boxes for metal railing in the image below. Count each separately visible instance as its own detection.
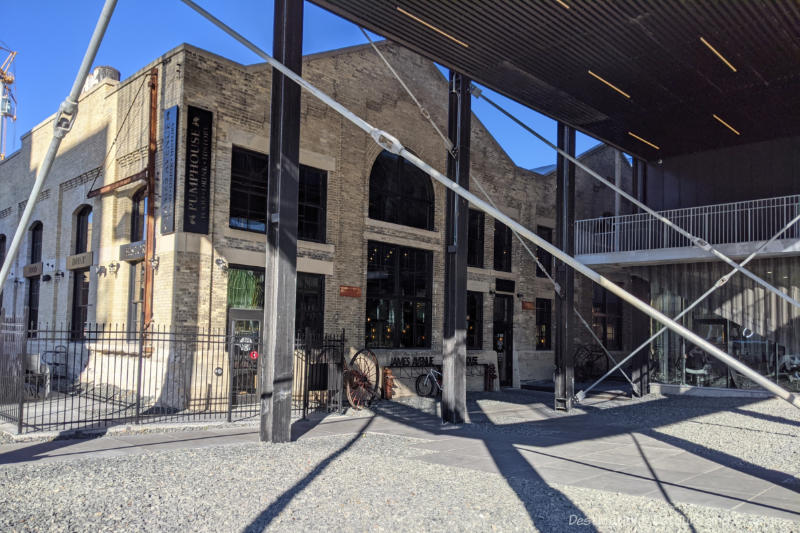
[576,195,800,255]
[0,321,345,434]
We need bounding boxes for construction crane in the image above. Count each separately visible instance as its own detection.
[1,43,17,160]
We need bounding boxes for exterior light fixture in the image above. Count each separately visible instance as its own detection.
[94,265,107,276]
[215,257,229,272]
[54,270,65,279]
[396,6,469,48]
[588,70,630,99]
[700,37,737,72]
[712,114,740,136]
[108,261,121,274]
[627,131,660,150]
[150,256,160,271]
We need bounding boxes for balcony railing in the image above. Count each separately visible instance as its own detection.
[575,194,800,255]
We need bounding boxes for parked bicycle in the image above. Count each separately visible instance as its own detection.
[415,367,442,397]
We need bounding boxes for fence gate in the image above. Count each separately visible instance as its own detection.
[227,310,262,421]
[292,329,345,418]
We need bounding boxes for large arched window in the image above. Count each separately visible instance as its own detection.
[74,205,93,254]
[368,150,434,230]
[131,188,147,242]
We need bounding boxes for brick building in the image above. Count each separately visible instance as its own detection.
[0,43,636,400]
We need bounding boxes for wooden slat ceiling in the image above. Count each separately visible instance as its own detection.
[311,0,800,161]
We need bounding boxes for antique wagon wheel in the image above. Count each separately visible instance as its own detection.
[345,349,379,409]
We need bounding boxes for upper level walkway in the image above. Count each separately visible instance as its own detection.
[576,195,800,267]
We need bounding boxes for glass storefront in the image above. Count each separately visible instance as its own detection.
[641,258,800,392]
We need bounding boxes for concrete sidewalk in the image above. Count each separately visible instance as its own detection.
[1,392,798,523]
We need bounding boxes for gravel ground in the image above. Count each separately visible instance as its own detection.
[0,391,798,532]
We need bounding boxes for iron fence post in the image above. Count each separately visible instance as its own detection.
[227,332,234,423]
[134,323,145,424]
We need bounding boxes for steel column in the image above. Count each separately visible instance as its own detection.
[442,71,471,424]
[628,275,650,396]
[260,0,303,443]
[554,123,576,411]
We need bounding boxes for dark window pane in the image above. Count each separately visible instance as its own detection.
[536,226,553,278]
[467,209,484,268]
[295,272,324,338]
[493,220,512,272]
[29,222,43,264]
[536,298,552,350]
[131,189,147,242]
[75,206,92,254]
[71,269,91,340]
[368,150,434,230]
[365,241,432,348]
[592,283,623,350]
[467,291,483,350]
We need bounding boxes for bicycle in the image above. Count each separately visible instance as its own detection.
[415,367,442,397]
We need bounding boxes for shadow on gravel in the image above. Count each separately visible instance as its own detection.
[367,391,799,525]
[0,428,108,464]
[243,417,375,533]
[371,400,600,532]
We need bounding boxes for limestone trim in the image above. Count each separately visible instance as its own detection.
[363,231,439,252]
[365,217,441,240]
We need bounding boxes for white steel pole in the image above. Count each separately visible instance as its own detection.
[0,0,118,293]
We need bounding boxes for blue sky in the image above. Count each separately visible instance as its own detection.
[3,0,599,169]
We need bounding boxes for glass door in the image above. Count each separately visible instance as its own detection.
[229,309,262,406]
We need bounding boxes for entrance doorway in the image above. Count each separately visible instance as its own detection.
[228,309,261,405]
[493,294,514,386]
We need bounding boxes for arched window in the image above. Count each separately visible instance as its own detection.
[28,222,43,333]
[368,150,434,230]
[75,205,93,254]
[29,222,43,264]
[131,188,147,242]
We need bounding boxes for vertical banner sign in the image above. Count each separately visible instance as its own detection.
[160,105,178,234]
[184,106,213,234]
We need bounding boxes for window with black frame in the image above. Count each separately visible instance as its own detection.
[535,226,553,278]
[131,188,147,242]
[368,150,435,230]
[493,219,512,272]
[466,291,483,350]
[467,209,484,268]
[365,241,432,348]
[536,298,552,350]
[229,146,327,242]
[71,206,93,340]
[592,284,623,350]
[27,222,43,333]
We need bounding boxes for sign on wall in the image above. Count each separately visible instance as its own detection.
[183,106,212,234]
[23,262,42,278]
[521,301,535,311]
[161,105,179,234]
[67,251,93,271]
[339,285,362,298]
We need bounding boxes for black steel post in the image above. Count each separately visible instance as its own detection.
[260,0,303,443]
[554,123,576,411]
[629,275,651,396]
[442,71,471,424]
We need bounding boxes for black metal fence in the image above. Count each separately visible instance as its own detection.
[0,321,346,434]
[292,329,345,418]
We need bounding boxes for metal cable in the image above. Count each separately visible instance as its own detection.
[472,88,800,312]
[86,75,149,195]
[359,27,453,155]
[180,0,800,409]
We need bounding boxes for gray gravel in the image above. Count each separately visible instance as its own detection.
[1,391,798,532]
[0,432,797,533]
